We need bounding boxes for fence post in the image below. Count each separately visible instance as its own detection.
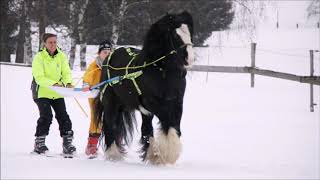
[310,50,315,112]
[206,47,210,83]
[251,43,256,87]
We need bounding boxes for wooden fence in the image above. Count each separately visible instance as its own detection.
[188,43,320,112]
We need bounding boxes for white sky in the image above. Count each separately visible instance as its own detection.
[270,0,317,26]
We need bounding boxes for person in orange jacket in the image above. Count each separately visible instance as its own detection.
[82,40,112,157]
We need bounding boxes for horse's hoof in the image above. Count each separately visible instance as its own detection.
[145,137,164,165]
[105,142,125,162]
[145,128,182,165]
[106,155,124,162]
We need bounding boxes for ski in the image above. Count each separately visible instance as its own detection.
[87,154,98,159]
[30,151,57,157]
[30,151,78,158]
[61,153,77,159]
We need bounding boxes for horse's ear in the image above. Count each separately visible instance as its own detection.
[178,10,193,29]
[180,11,192,21]
[180,11,190,16]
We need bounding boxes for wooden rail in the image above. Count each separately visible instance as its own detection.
[188,65,320,86]
[2,62,319,86]
[0,62,31,67]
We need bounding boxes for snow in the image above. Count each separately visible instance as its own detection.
[2,2,320,179]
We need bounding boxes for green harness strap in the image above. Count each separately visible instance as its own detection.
[123,48,142,95]
[100,48,142,101]
[99,70,143,101]
[100,47,178,100]
[125,48,138,75]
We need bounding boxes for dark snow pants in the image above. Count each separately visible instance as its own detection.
[34,98,73,137]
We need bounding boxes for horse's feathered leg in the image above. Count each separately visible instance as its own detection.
[145,100,183,165]
[102,90,125,161]
[139,114,154,161]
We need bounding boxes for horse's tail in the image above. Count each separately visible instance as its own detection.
[117,108,137,146]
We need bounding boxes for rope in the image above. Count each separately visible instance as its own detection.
[73,98,88,118]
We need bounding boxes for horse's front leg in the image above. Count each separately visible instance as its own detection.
[139,114,154,161]
[145,100,183,165]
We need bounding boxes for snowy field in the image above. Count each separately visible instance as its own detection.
[1,24,320,179]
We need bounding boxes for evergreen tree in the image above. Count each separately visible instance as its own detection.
[84,0,234,46]
[0,0,19,62]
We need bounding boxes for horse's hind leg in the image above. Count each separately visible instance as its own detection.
[139,114,154,161]
[103,93,125,161]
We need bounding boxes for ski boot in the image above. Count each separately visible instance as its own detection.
[85,134,100,158]
[33,136,49,154]
[62,131,76,158]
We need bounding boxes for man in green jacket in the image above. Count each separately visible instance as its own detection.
[31,33,76,156]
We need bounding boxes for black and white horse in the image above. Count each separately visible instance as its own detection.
[94,11,194,165]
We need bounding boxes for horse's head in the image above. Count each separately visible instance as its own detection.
[144,11,194,69]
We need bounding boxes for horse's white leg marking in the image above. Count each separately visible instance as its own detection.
[145,128,182,165]
[145,137,162,165]
[105,142,124,161]
[157,127,182,164]
[176,24,195,66]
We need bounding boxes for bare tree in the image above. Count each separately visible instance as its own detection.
[15,0,33,64]
[15,1,26,63]
[38,0,47,50]
[78,0,89,71]
[68,0,89,70]
[307,0,320,20]
[24,0,33,64]
[68,1,77,69]
[231,0,273,41]
[98,0,150,46]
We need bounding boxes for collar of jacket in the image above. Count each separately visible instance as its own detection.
[41,47,59,58]
[95,56,104,69]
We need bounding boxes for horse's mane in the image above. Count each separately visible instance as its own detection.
[138,11,193,64]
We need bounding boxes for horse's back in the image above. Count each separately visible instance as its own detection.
[109,47,140,71]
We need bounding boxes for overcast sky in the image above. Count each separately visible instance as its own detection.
[273,1,316,26]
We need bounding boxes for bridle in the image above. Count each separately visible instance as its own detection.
[168,28,193,53]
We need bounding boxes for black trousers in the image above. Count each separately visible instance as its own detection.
[34,98,73,137]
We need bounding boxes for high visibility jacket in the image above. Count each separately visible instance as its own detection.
[31,48,72,99]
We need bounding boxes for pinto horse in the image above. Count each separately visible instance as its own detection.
[94,11,194,165]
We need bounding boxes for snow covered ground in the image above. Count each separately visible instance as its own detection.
[1,25,319,179]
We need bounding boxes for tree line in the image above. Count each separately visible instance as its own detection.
[1,0,318,70]
[1,0,235,70]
